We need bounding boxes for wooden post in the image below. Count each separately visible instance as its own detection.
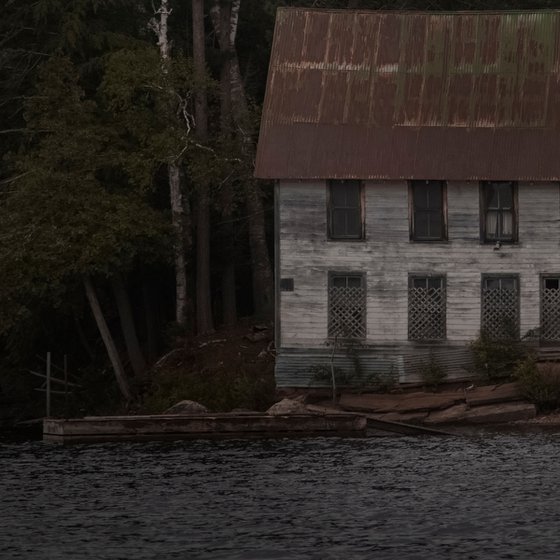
[46,352,51,418]
[64,354,68,418]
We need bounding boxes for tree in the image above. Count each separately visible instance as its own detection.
[0,56,170,400]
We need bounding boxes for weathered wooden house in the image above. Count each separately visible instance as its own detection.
[255,8,560,387]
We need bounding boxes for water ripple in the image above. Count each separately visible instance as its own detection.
[2,434,560,559]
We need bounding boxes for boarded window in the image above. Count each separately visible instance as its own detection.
[408,276,446,340]
[541,277,560,341]
[411,181,446,241]
[481,181,516,242]
[328,273,366,339]
[481,275,519,339]
[328,180,363,239]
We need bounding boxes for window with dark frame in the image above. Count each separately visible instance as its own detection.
[408,276,446,341]
[481,275,519,339]
[411,180,446,241]
[328,273,366,340]
[541,276,560,342]
[481,181,516,242]
[328,180,363,240]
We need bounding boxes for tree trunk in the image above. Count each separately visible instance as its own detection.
[169,162,189,325]
[192,0,214,334]
[111,273,147,380]
[216,0,237,325]
[149,0,189,327]
[211,0,273,319]
[142,279,158,364]
[83,276,132,401]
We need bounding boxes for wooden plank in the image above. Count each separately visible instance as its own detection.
[43,413,367,443]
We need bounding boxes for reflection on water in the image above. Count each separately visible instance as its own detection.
[2,433,560,559]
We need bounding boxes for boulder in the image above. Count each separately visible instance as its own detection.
[164,400,208,415]
[266,398,309,415]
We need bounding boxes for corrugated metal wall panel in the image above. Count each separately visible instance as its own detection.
[275,346,473,387]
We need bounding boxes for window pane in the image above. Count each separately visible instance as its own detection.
[415,212,430,238]
[331,209,346,237]
[501,211,513,237]
[332,276,346,288]
[345,183,360,208]
[545,278,560,290]
[428,277,442,290]
[413,182,429,209]
[486,210,499,238]
[485,278,500,290]
[330,183,346,206]
[345,209,361,237]
[347,276,362,289]
[498,183,513,208]
[428,214,442,239]
[427,182,442,209]
[486,183,499,208]
[500,277,515,290]
[413,278,427,289]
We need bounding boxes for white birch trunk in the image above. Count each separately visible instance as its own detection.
[149,0,189,327]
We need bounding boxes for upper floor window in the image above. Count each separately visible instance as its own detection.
[328,180,363,240]
[410,180,446,241]
[481,181,517,243]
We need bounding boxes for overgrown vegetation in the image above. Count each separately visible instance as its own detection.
[470,328,529,382]
[310,342,396,395]
[515,359,560,412]
[143,367,276,413]
[419,354,447,391]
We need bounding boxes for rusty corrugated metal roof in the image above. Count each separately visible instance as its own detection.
[255,8,560,180]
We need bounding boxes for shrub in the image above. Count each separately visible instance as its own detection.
[470,328,529,382]
[515,359,560,412]
[419,354,447,391]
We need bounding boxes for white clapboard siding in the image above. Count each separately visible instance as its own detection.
[278,180,560,348]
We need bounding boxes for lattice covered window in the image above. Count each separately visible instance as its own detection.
[541,277,560,341]
[408,276,446,341]
[481,276,519,339]
[328,274,366,339]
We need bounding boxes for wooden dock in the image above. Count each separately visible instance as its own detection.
[43,413,367,443]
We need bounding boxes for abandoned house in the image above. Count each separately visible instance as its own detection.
[254,8,560,386]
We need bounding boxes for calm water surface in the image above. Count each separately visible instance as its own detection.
[2,433,560,559]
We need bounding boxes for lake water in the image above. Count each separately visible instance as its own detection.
[2,432,560,559]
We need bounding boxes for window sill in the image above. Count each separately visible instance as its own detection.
[327,237,366,243]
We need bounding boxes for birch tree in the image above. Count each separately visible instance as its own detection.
[148,0,190,327]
